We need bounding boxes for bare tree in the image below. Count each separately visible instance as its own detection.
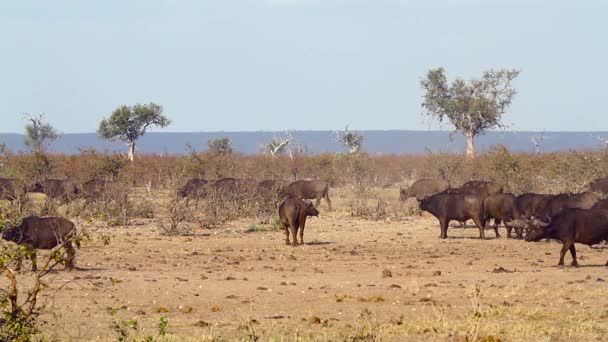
[531,131,545,155]
[335,125,363,154]
[262,132,293,158]
[208,137,233,155]
[23,113,58,155]
[597,136,608,149]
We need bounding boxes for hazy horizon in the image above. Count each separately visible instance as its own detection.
[2,1,607,134]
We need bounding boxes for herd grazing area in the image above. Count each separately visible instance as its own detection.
[2,150,608,341]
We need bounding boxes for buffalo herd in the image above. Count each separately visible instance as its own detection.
[403,177,608,267]
[2,174,608,271]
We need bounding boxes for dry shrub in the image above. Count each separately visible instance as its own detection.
[157,197,194,236]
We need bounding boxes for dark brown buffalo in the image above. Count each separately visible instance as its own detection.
[32,179,79,201]
[589,177,608,194]
[525,207,608,267]
[177,178,208,199]
[283,180,332,211]
[483,193,525,238]
[593,199,608,211]
[515,193,553,220]
[278,197,319,246]
[400,178,450,201]
[418,193,486,239]
[81,179,115,199]
[2,216,78,271]
[533,192,600,223]
[0,178,25,201]
[459,180,504,198]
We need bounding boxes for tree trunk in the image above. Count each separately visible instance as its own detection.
[128,142,135,162]
[465,131,476,159]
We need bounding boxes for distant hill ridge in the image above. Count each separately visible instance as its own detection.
[1,131,607,155]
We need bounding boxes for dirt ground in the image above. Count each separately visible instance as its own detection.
[6,188,608,341]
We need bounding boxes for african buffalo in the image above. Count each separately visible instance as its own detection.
[81,179,115,199]
[418,193,486,239]
[589,177,608,194]
[533,192,600,223]
[2,216,78,271]
[525,207,608,267]
[483,193,525,238]
[283,180,332,211]
[515,193,553,220]
[593,199,608,211]
[31,179,79,202]
[177,178,208,199]
[400,178,450,201]
[459,180,504,198]
[278,197,320,246]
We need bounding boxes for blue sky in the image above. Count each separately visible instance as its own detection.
[1,0,607,133]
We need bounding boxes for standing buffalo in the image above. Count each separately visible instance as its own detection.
[2,216,78,271]
[515,193,553,220]
[525,207,608,267]
[278,197,319,246]
[177,178,208,199]
[459,180,504,198]
[589,177,608,194]
[482,193,525,238]
[593,199,608,211]
[400,178,450,201]
[31,179,79,202]
[283,180,332,211]
[81,179,115,200]
[533,192,600,223]
[418,193,486,239]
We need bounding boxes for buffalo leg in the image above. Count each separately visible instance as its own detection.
[65,243,75,271]
[30,251,38,272]
[315,197,321,208]
[494,219,501,238]
[558,242,572,266]
[283,222,291,245]
[439,218,449,239]
[514,227,523,239]
[290,225,299,246]
[569,244,579,267]
[471,216,485,239]
[299,224,305,245]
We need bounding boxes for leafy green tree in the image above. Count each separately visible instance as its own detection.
[98,103,171,162]
[421,68,520,158]
[207,137,233,155]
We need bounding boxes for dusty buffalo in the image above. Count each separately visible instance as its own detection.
[589,177,608,194]
[32,179,79,202]
[283,180,332,211]
[418,193,486,239]
[400,178,450,201]
[525,208,608,267]
[2,216,78,271]
[177,178,208,199]
[533,192,600,223]
[81,179,116,199]
[593,199,608,211]
[515,193,553,220]
[459,181,504,198]
[483,193,525,238]
[278,197,319,246]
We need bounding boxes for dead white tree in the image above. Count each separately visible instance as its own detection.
[262,132,293,158]
[597,136,608,148]
[334,125,363,154]
[531,131,545,155]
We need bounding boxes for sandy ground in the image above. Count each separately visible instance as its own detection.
[4,190,608,341]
